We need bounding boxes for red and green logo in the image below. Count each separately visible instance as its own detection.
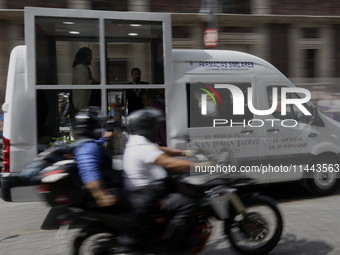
[198,82,222,115]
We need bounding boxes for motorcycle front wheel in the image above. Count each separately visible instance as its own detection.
[224,195,283,255]
[71,225,133,255]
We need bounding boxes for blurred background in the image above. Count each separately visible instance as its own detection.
[1,0,340,124]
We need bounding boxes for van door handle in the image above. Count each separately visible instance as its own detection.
[267,128,280,133]
[308,133,317,137]
[240,130,254,134]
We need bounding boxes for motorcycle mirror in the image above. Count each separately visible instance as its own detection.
[309,104,320,125]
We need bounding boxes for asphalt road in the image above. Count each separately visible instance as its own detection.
[1,182,340,255]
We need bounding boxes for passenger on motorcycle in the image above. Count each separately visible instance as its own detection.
[123,108,198,254]
[73,107,118,207]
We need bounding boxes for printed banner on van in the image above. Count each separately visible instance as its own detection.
[187,140,340,186]
[188,82,312,129]
[188,82,340,188]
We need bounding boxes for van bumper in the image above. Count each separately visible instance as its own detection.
[0,173,31,202]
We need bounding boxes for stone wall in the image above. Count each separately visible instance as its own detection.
[271,0,340,15]
[6,0,67,9]
[150,0,200,13]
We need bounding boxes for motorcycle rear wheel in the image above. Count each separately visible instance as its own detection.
[71,225,133,255]
[224,195,283,255]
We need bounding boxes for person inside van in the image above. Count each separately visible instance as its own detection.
[126,68,149,114]
[70,47,99,119]
[128,67,149,85]
[142,89,164,112]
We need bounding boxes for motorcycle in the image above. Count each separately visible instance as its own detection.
[32,149,283,255]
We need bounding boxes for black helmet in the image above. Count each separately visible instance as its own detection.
[74,107,108,139]
[128,108,164,142]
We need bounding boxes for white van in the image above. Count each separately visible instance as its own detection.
[170,49,339,197]
[1,7,339,202]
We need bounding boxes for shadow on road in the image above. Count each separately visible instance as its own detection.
[237,181,340,203]
[41,206,84,230]
[40,181,340,230]
[206,233,334,255]
[41,206,70,230]
[0,235,19,243]
[271,234,334,254]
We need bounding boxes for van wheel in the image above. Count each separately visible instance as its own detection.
[307,156,340,196]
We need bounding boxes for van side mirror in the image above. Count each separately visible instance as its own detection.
[309,105,319,125]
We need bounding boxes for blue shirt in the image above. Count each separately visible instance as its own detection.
[75,138,106,184]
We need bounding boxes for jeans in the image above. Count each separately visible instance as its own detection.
[128,182,196,252]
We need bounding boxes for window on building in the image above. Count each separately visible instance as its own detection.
[92,0,128,11]
[302,28,319,38]
[172,26,191,39]
[7,0,67,9]
[305,49,317,78]
[221,0,250,14]
[221,26,254,33]
[150,0,200,13]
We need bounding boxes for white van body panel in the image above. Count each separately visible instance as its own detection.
[166,73,189,149]
[168,49,288,183]
[312,115,340,156]
[2,46,37,173]
[1,46,40,202]
[255,74,318,182]
[168,49,340,186]
[168,49,283,148]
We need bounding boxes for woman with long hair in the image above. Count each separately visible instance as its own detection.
[70,47,96,118]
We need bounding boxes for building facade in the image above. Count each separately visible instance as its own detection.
[0,0,340,103]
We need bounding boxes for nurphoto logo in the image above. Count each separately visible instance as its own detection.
[199,83,312,128]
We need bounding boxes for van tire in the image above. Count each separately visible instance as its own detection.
[306,156,340,196]
[0,177,12,202]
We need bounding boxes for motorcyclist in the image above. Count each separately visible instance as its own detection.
[73,106,118,207]
[123,108,197,254]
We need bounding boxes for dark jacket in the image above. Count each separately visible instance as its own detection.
[125,81,149,114]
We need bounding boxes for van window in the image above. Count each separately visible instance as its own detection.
[187,82,252,128]
[36,89,101,152]
[37,88,166,153]
[267,86,309,123]
[105,20,164,84]
[290,93,310,123]
[35,18,164,85]
[35,17,100,85]
[267,86,292,120]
